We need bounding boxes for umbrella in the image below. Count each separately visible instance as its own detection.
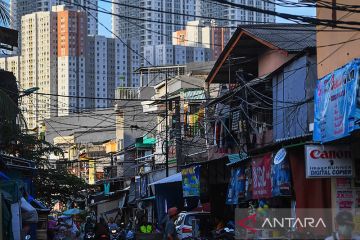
[63,208,83,216]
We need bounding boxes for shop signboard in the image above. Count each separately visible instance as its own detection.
[252,153,272,199]
[182,166,200,197]
[334,178,360,234]
[305,145,353,178]
[313,58,360,143]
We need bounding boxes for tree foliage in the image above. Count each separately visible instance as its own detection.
[0,70,88,207]
[33,167,88,207]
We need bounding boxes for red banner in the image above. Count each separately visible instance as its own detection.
[252,153,272,199]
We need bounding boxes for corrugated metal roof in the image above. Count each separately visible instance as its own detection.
[240,24,316,52]
[184,89,205,100]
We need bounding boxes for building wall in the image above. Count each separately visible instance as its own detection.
[86,36,129,109]
[172,21,230,61]
[272,54,317,140]
[0,56,21,82]
[57,0,98,35]
[20,11,58,129]
[316,0,360,78]
[258,50,295,77]
[112,0,196,65]
[195,0,275,35]
[10,1,97,54]
[56,8,87,116]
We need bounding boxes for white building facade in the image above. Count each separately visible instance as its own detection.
[10,0,98,53]
[111,0,196,65]
[20,11,58,129]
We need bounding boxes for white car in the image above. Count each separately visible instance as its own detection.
[174,211,213,239]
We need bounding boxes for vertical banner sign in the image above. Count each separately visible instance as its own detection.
[140,176,148,198]
[272,148,291,196]
[314,59,360,143]
[226,168,245,205]
[182,166,200,197]
[88,160,96,185]
[252,154,272,199]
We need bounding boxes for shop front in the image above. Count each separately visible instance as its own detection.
[230,144,332,239]
[305,143,360,235]
[312,58,360,235]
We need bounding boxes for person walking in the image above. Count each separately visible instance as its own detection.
[325,211,360,240]
[164,207,179,240]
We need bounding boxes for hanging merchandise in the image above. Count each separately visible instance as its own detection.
[252,154,272,199]
[104,182,110,196]
[226,168,245,205]
[182,166,201,197]
[271,148,292,196]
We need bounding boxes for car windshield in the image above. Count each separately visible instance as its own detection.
[175,213,185,226]
[184,214,211,226]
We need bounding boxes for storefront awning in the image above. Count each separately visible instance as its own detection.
[148,173,182,186]
[141,196,155,201]
[226,152,250,166]
[21,197,38,223]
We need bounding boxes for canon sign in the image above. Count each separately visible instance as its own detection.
[309,149,352,160]
[305,145,353,178]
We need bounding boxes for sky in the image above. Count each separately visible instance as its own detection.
[97,1,316,37]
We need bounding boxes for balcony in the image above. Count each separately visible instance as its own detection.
[115,87,139,100]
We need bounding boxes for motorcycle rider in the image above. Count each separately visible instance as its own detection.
[83,216,95,239]
[94,217,110,240]
[108,217,118,230]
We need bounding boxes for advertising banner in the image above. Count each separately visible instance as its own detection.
[140,176,148,198]
[314,58,360,143]
[271,149,291,196]
[305,145,353,178]
[182,166,200,197]
[252,154,272,199]
[226,168,245,205]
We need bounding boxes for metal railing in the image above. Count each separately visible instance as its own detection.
[115,87,139,100]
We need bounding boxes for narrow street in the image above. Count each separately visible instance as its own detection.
[0,0,360,239]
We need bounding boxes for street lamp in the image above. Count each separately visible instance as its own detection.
[19,87,39,98]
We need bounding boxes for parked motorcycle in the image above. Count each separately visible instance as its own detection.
[84,231,95,240]
[119,222,135,240]
[213,227,235,240]
[109,225,121,240]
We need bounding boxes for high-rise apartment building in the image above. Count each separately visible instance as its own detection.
[86,36,139,109]
[2,5,136,129]
[55,5,88,116]
[57,0,98,35]
[10,0,97,53]
[20,11,58,129]
[111,0,196,64]
[86,35,128,109]
[172,20,230,61]
[112,0,275,66]
[143,44,211,67]
[0,56,21,82]
[195,0,275,34]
